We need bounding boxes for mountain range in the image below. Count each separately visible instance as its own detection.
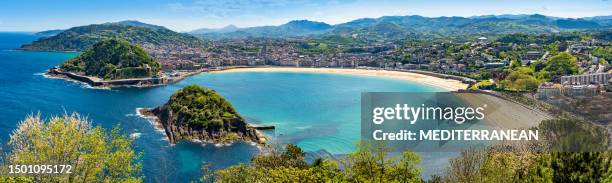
[190,14,612,40]
[22,14,612,50]
[191,20,332,39]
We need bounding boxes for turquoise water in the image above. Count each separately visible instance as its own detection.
[0,33,449,182]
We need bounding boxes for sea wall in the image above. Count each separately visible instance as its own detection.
[49,68,167,87]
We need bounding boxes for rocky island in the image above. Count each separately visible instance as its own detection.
[139,85,266,144]
[47,39,167,87]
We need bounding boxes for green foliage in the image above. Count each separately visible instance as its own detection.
[499,68,541,92]
[298,42,335,54]
[495,32,588,45]
[342,146,422,183]
[1,113,142,183]
[592,47,612,63]
[541,52,578,82]
[469,80,496,90]
[167,85,242,130]
[538,118,608,152]
[499,52,579,91]
[21,23,203,51]
[208,144,423,183]
[60,39,161,80]
[438,118,611,183]
[549,152,611,183]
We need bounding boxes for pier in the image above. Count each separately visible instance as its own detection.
[250,124,275,130]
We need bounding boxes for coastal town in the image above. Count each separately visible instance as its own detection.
[142,34,610,92]
[3,0,612,181]
[133,32,612,131]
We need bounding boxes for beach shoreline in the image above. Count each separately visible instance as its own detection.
[44,65,470,91]
[453,92,551,129]
[213,67,469,91]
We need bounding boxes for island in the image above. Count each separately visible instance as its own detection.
[47,39,167,87]
[139,85,266,144]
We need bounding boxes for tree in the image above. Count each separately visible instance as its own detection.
[1,113,142,183]
[210,143,423,182]
[60,39,161,80]
[438,118,612,183]
[442,147,486,183]
[542,52,578,82]
[499,70,541,92]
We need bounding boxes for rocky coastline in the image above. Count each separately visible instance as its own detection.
[137,106,266,145]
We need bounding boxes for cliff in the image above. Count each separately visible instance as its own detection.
[142,85,265,144]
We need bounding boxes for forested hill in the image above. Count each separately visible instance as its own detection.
[20,21,203,51]
[147,85,264,144]
[60,39,161,80]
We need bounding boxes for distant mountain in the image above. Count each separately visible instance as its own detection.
[34,29,64,37]
[329,14,612,41]
[556,19,602,29]
[109,20,166,30]
[20,21,203,51]
[189,25,240,34]
[191,14,611,40]
[192,20,332,39]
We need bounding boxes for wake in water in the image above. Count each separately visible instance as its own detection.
[130,132,142,139]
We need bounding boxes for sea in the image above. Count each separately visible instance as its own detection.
[0,32,455,182]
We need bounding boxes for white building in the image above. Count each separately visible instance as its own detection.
[561,73,611,85]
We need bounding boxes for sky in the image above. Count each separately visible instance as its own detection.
[0,0,611,32]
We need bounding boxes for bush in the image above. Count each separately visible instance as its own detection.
[469,80,496,90]
[499,71,541,92]
[1,113,142,182]
[207,144,423,183]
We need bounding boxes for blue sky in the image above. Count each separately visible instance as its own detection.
[1,0,611,32]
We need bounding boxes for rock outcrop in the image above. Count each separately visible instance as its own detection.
[142,85,265,144]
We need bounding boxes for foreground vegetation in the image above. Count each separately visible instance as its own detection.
[0,114,608,182]
[60,39,161,80]
[0,113,142,182]
[200,144,421,182]
[201,118,611,183]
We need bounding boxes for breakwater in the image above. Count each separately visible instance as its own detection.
[48,67,167,87]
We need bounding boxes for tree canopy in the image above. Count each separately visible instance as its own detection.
[167,85,242,130]
[542,52,578,82]
[60,39,161,80]
[1,113,142,183]
[203,144,422,182]
[437,118,611,183]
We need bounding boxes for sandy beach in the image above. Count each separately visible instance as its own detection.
[214,67,468,91]
[455,93,551,129]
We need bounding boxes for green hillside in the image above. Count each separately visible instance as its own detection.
[167,85,243,129]
[21,22,203,51]
[60,39,161,80]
